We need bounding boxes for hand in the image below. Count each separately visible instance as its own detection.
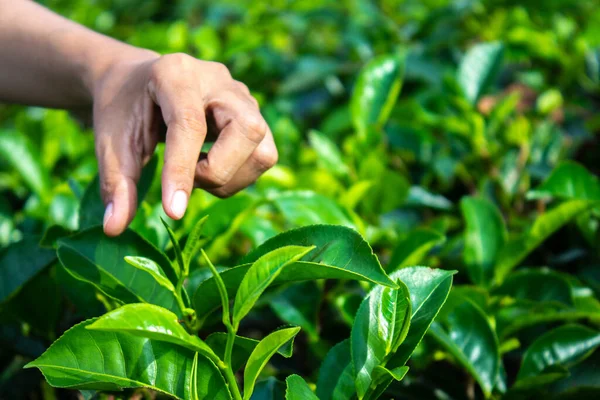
[92,52,277,237]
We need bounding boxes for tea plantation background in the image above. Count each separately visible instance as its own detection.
[2,0,600,399]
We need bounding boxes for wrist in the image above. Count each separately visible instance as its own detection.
[81,42,159,105]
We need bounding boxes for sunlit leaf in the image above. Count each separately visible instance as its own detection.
[285,375,318,400]
[243,327,301,400]
[232,246,314,329]
[25,319,230,399]
[457,42,504,104]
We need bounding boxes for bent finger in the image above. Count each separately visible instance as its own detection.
[196,127,277,197]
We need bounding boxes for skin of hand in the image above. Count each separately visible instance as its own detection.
[93,52,278,237]
[0,1,277,237]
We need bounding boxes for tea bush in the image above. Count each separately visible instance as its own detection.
[2,0,600,399]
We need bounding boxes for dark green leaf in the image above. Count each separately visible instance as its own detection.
[316,339,355,400]
[57,227,179,314]
[429,296,499,397]
[517,324,600,381]
[495,269,573,306]
[388,229,445,272]
[250,377,285,400]
[496,200,593,280]
[271,281,321,341]
[243,327,301,400]
[0,237,55,304]
[461,197,507,286]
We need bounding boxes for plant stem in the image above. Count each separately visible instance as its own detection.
[225,324,236,369]
[220,361,243,400]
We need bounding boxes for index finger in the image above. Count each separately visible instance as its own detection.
[195,91,268,189]
[148,56,207,219]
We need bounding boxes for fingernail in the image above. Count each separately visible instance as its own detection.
[170,190,188,219]
[103,202,113,230]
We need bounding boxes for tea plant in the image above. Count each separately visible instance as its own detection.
[22,208,453,399]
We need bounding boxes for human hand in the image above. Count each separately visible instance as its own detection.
[92,52,277,237]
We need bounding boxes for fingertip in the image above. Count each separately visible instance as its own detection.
[102,179,138,237]
[162,189,188,220]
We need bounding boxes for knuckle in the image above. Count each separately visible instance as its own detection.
[209,61,231,77]
[197,162,229,187]
[150,53,193,84]
[234,80,251,94]
[211,187,237,199]
[239,115,267,144]
[164,52,193,68]
[173,108,206,133]
[253,145,278,171]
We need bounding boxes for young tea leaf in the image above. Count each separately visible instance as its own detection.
[285,375,318,400]
[87,303,218,362]
[205,333,293,373]
[232,246,314,329]
[124,256,175,292]
[351,53,405,140]
[161,217,184,278]
[243,327,301,400]
[183,215,209,269]
[457,42,504,104]
[386,267,455,369]
[351,280,411,399]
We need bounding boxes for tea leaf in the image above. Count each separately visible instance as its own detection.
[25,319,230,399]
[87,303,218,361]
[232,246,314,329]
[458,42,504,104]
[429,296,500,398]
[351,54,405,140]
[461,197,507,286]
[243,327,301,400]
[517,324,600,381]
[285,375,318,400]
[124,256,175,292]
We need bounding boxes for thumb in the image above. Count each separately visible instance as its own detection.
[95,134,142,237]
